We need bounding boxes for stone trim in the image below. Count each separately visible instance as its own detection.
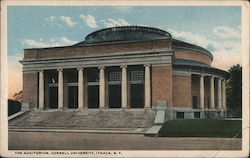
[173,71,191,76]
[173,65,228,79]
[21,48,172,62]
[22,50,173,72]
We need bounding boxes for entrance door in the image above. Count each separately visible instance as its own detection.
[109,85,121,108]
[130,84,144,108]
[49,87,58,109]
[68,86,78,109]
[88,85,99,108]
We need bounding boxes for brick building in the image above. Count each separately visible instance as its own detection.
[20,26,228,119]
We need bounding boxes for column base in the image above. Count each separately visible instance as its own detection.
[121,107,127,110]
[99,107,106,111]
[210,108,216,111]
[216,108,223,111]
[37,107,44,111]
[57,107,64,110]
[77,107,84,110]
[144,107,152,110]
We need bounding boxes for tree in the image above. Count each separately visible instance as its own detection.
[13,90,23,102]
[226,64,242,117]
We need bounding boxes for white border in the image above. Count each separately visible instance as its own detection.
[1,0,249,157]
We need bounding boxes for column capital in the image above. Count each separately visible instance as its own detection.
[200,73,205,77]
[144,64,151,67]
[210,75,215,79]
[77,67,84,71]
[120,65,127,69]
[38,69,44,73]
[98,66,105,70]
[57,68,63,72]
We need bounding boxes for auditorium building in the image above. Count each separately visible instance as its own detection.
[20,26,228,119]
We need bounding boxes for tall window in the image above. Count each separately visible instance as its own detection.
[192,96,198,109]
[206,96,210,109]
[48,70,58,84]
[87,72,99,82]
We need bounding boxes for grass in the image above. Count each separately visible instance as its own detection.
[158,119,242,138]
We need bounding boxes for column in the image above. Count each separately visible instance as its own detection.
[199,74,205,109]
[210,76,215,109]
[99,66,105,108]
[58,69,63,109]
[144,64,151,108]
[222,79,226,109]
[78,68,84,109]
[121,65,127,108]
[217,78,222,109]
[38,70,44,109]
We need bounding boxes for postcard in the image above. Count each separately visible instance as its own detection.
[1,0,249,157]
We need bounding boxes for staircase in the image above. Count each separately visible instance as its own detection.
[145,101,167,137]
[204,111,223,119]
[9,109,156,130]
[226,107,239,118]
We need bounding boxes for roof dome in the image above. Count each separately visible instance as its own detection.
[73,26,213,60]
[84,26,172,43]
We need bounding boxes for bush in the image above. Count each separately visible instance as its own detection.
[8,99,21,116]
[158,119,242,138]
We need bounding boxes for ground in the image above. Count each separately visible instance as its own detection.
[8,110,242,150]
[9,131,241,150]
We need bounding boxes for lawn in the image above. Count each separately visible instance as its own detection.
[158,119,242,138]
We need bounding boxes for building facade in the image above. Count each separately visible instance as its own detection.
[21,26,228,119]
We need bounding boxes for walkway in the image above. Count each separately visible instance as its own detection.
[9,131,241,150]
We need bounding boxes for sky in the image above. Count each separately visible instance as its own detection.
[7,6,241,98]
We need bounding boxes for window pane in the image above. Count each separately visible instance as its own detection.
[87,72,99,82]
[176,112,184,119]
[48,71,58,83]
[130,70,144,81]
[109,71,121,81]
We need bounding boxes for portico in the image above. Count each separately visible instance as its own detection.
[38,64,153,109]
[194,74,226,111]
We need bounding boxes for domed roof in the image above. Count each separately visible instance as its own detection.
[73,26,212,60]
[83,26,172,43]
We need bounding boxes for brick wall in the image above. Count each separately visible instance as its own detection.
[23,72,38,108]
[172,75,192,107]
[24,39,171,60]
[151,65,172,107]
[174,49,212,65]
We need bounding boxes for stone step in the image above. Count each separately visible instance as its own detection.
[9,109,156,129]
[144,125,162,137]
[154,110,165,125]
